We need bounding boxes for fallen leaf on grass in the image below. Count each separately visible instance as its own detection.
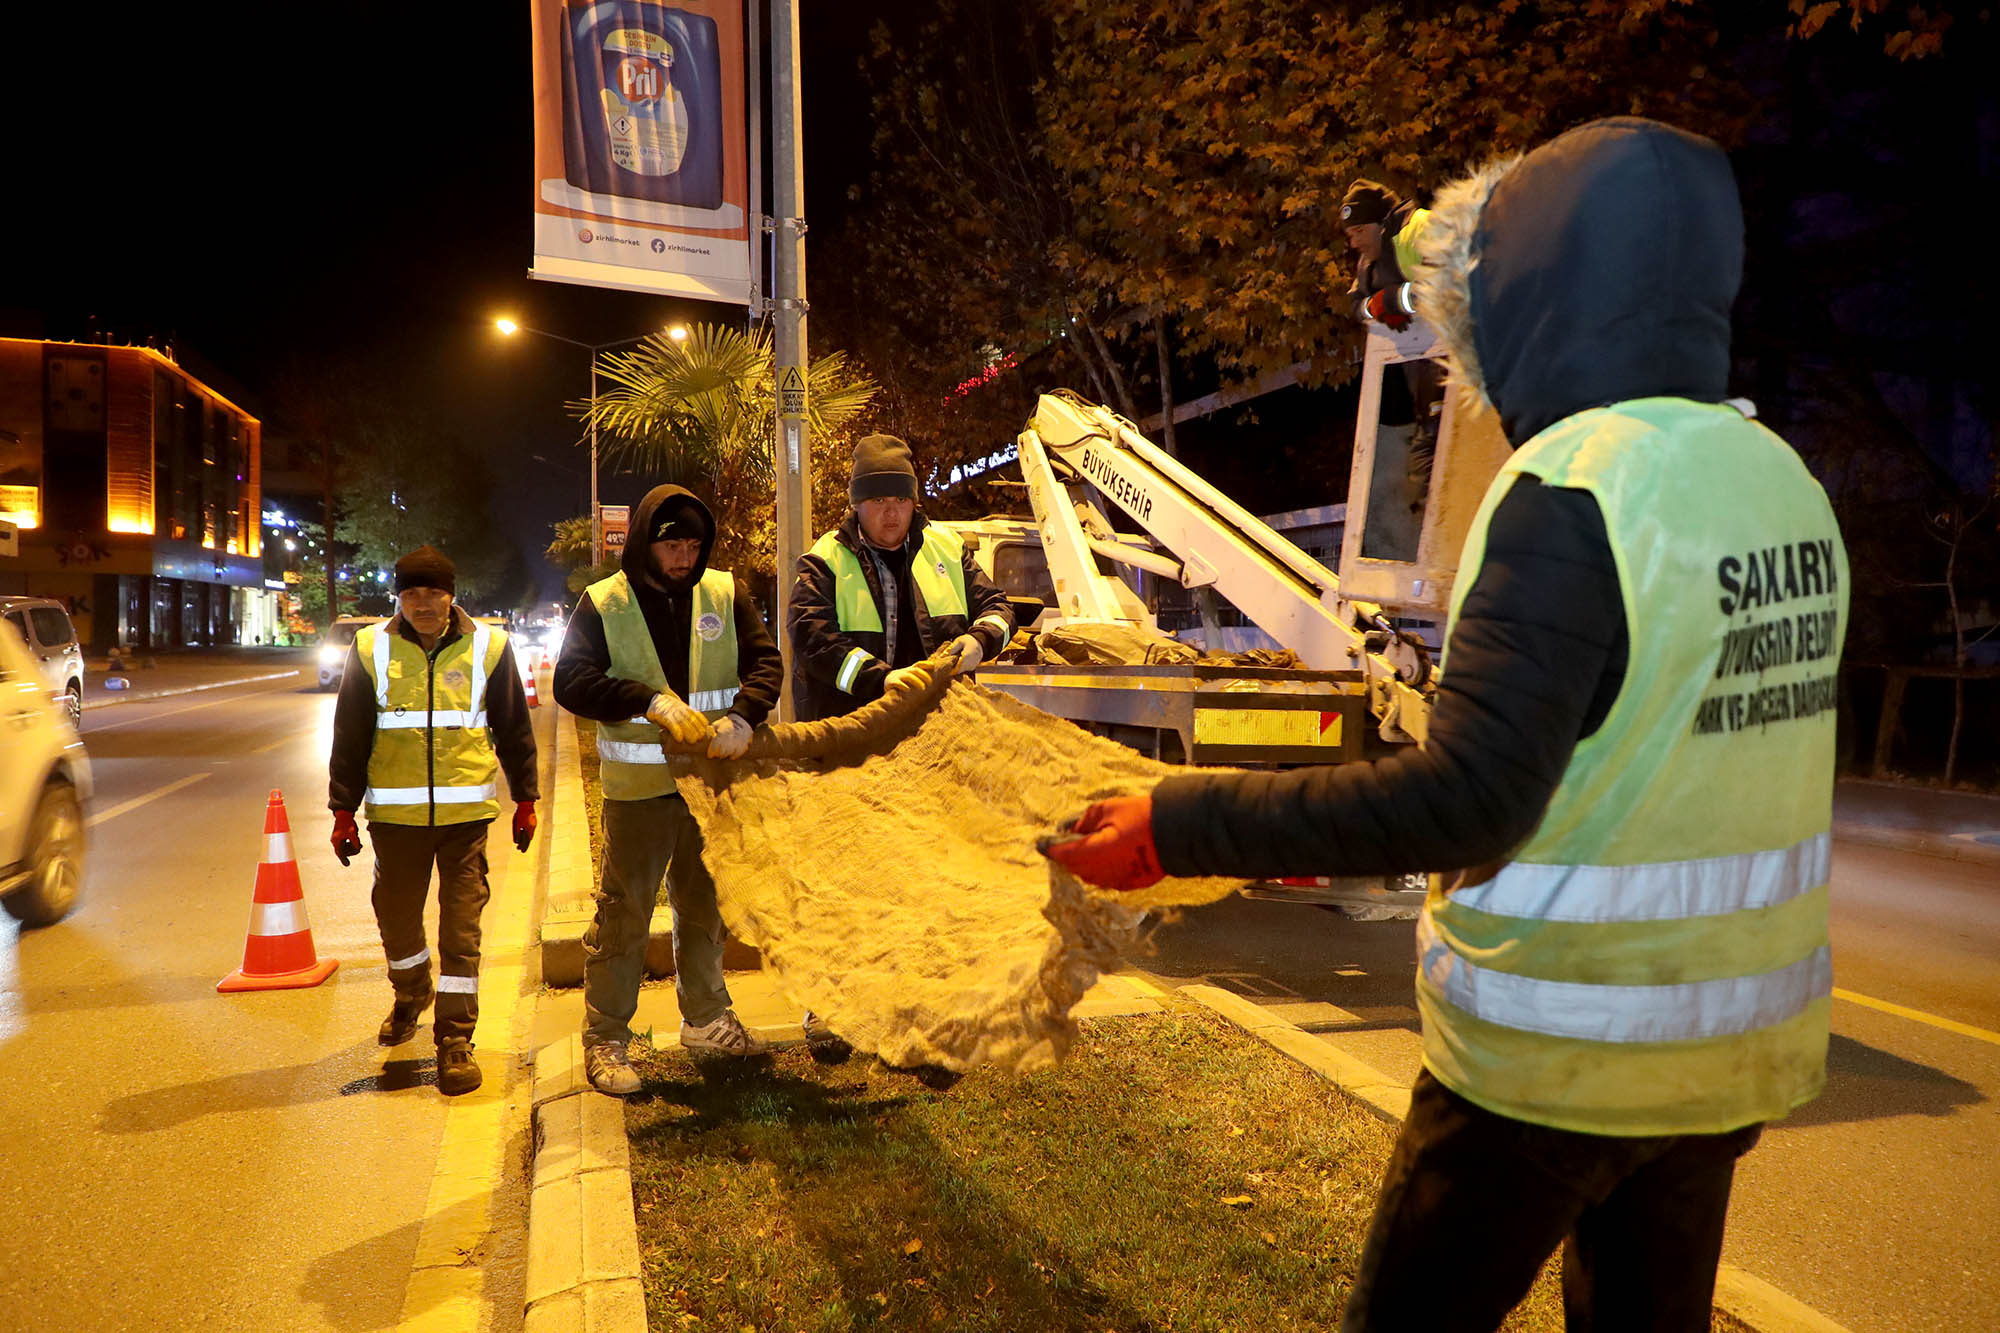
[869,1292,889,1307]
[1246,1172,1265,1185]
[1220,1194,1254,1208]
[1261,1231,1278,1246]
[903,1237,924,1257]
[1228,1125,1246,1138]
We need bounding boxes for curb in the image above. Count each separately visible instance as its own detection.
[526,711,649,1333]
[1833,821,2000,868]
[85,667,305,709]
[525,1035,649,1333]
[1175,983,1856,1333]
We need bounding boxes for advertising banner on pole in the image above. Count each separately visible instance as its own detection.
[530,0,752,304]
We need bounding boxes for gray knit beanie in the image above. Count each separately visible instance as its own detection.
[849,434,919,503]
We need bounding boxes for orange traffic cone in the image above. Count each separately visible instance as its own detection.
[524,665,540,708]
[217,790,340,992]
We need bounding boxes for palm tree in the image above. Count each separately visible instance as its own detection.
[573,323,877,576]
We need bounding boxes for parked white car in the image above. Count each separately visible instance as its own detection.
[0,596,85,728]
[0,617,90,925]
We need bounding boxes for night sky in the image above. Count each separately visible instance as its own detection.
[4,5,882,606]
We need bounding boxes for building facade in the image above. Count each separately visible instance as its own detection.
[0,337,269,651]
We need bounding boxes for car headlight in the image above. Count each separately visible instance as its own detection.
[319,644,342,666]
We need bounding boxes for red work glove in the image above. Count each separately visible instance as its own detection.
[1040,795,1163,891]
[331,809,362,867]
[513,800,538,853]
[1364,285,1413,331]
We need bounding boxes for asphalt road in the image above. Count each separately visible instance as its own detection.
[1137,844,2000,1333]
[0,672,541,1332]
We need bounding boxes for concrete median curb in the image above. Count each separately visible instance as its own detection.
[1833,820,2000,867]
[526,1034,648,1333]
[85,667,305,709]
[1175,982,1856,1333]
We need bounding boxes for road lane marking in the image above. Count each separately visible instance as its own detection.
[248,727,318,755]
[86,773,211,827]
[83,680,302,735]
[1833,987,2000,1047]
[399,826,538,1331]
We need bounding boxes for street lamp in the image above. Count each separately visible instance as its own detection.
[495,317,682,565]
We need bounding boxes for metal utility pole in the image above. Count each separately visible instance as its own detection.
[771,0,811,717]
[590,356,602,566]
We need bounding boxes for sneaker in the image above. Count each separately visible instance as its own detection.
[585,1040,642,1096]
[436,1039,482,1096]
[378,990,435,1047]
[802,1009,852,1064]
[679,1009,769,1057]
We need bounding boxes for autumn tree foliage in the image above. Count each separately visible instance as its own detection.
[1038,1,1769,387]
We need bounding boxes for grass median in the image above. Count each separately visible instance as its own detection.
[624,1002,1562,1331]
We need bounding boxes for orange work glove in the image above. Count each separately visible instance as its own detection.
[513,800,538,852]
[1039,795,1163,891]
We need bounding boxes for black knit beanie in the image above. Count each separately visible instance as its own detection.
[1340,179,1402,228]
[849,434,919,503]
[392,544,456,594]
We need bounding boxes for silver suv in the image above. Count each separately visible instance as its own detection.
[0,596,85,729]
[0,616,90,925]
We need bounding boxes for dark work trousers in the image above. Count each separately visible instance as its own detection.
[368,820,493,1046]
[583,793,731,1046]
[1341,1069,1763,1333]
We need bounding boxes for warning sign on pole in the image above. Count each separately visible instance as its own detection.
[778,365,806,420]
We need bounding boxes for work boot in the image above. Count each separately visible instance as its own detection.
[802,1009,852,1064]
[679,1009,769,1057]
[585,1040,642,1096]
[378,989,435,1047]
[436,1039,482,1096]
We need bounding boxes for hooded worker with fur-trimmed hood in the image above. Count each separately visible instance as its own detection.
[1049,118,1848,1330]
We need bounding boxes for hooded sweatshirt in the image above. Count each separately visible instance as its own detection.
[1153,118,1742,878]
[553,484,785,728]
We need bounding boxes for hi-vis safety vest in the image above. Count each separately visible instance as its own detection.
[1422,398,1849,1137]
[811,525,968,695]
[586,568,740,801]
[357,619,507,826]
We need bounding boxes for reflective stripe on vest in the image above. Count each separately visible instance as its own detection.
[357,619,507,826]
[810,525,969,635]
[586,567,741,801]
[1422,398,1849,1137]
[365,782,499,805]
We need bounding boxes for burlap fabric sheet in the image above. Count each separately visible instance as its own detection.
[657,665,1245,1074]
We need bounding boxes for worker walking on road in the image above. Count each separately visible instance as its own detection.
[328,544,540,1098]
[1049,118,1849,1332]
[554,485,784,1095]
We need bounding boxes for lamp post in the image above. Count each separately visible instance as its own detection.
[496,318,690,565]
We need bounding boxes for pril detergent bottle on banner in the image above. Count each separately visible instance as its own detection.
[560,1,724,210]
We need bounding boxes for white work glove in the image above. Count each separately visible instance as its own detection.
[945,633,985,676]
[882,662,935,697]
[706,713,753,760]
[646,691,713,747]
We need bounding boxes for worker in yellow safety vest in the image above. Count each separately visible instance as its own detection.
[784,433,1015,1056]
[1049,118,1850,1332]
[553,485,785,1095]
[788,433,1014,724]
[328,544,540,1097]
